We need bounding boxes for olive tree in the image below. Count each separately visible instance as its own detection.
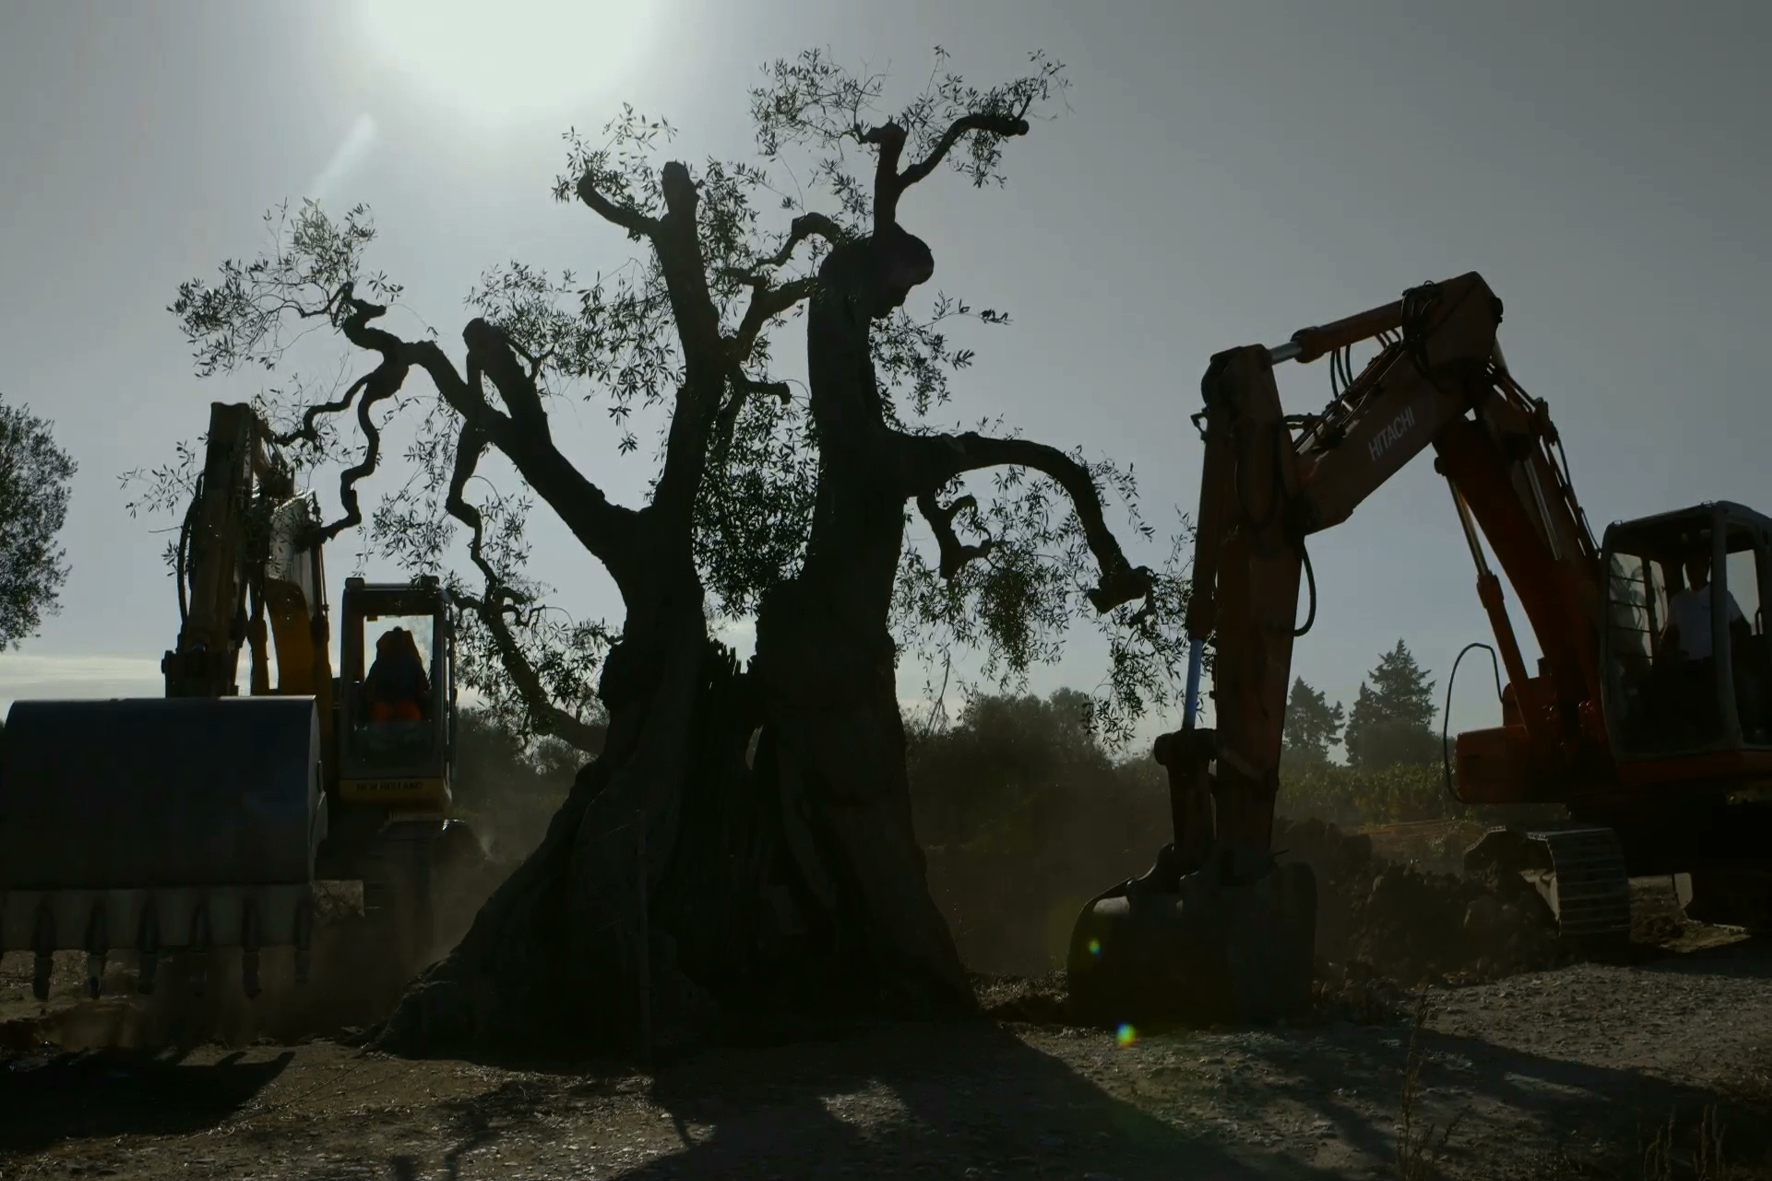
[164,49,1191,1057]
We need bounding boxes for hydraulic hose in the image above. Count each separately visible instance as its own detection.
[1441,640,1504,806]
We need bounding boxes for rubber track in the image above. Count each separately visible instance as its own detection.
[1526,826,1632,939]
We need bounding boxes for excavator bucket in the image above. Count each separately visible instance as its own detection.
[0,696,326,1001]
[1066,724,1318,1029]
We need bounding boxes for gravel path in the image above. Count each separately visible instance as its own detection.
[3,928,1769,1181]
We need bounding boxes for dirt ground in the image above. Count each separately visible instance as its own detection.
[2,874,1769,1181]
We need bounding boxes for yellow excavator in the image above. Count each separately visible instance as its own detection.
[0,402,483,1007]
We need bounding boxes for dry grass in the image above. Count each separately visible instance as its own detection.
[1543,1102,1770,1181]
[1393,991,1466,1181]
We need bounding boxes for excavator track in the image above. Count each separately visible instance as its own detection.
[1469,824,1632,942]
[1521,826,1633,939]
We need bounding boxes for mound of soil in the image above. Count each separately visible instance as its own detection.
[970,818,1572,1030]
[1271,816,1566,989]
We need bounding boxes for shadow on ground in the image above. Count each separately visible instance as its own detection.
[435,1018,1348,1180]
[0,1047,294,1154]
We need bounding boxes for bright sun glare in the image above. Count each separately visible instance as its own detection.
[357,0,661,122]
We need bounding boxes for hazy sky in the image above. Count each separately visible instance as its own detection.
[3,1,1767,754]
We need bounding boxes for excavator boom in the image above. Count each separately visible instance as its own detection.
[1189,273,1608,844]
[1070,272,1772,1026]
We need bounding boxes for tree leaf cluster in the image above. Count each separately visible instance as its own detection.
[0,396,77,649]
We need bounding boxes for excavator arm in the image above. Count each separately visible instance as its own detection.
[1069,273,1615,1026]
[1181,272,1607,858]
[162,402,335,713]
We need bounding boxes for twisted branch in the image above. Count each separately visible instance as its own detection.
[916,492,994,578]
[270,373,369,451]
[332,284,641,579]
[442,413,606,755]
[864,111,1032,232]
[751,212,850,271]
[574,173,661,240]
[901,430,1152,615]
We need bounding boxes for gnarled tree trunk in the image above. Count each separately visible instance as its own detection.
[748,231,975,1017]
[378,555,765,1056]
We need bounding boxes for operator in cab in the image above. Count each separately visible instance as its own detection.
[364,626,431,723]
[1660,546,1749,661]
[1656,544,1753,743]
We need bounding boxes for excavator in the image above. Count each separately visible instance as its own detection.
[0,402,483,1008]
[1068,272,1772,1026]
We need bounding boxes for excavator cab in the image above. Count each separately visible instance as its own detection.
[1601,502,1772,761]
[336,575,456,813]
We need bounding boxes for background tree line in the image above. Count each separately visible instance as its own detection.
[449,635,1470,977]
[1279,638,1464,827]
[455,634,1470,871]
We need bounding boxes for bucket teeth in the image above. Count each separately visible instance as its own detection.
[85,904,109,998]
[242,899,262,999]
[188,903,212,998]
[137,908,161,996]
[32,904,55,1002]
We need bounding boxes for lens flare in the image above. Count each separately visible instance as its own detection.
[1087,938,1101,957]
[1115,1023,1138,1048]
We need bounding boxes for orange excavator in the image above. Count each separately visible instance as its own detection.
[1069,273,1772,1025]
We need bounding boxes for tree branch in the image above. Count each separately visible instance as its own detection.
[442,415,604,755]
[706,269,817,476]
[307,337,405,545]
[270,373,369,452]
[648,160,739,526]
[710,370,793,467]
[754,212,850,270]
[865,112,1031,232]
[901,430,1152,614]
[463,317,547,433]
[899,112,1032,191]
[861,122,909,235]
[730,276,817,361]
[332,286,642,581]
[916,492,994,578]
[574,172,661,240]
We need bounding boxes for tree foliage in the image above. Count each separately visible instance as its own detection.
[908,687,1113,847]
[1281,675,1345,768]
[147,47,1190,753]
[1343,639,1439,770]
[450,706,597,863]
[903,687,1171,974]
[0,395,77,649]
[1278,761,1470,827]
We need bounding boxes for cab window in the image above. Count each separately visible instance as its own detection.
[349,612,438,765]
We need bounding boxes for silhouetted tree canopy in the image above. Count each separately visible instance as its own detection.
[0,395,76,649]
[1281,675,1345,769]
[148,47,1192,753]
[1343,639,1439,769]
